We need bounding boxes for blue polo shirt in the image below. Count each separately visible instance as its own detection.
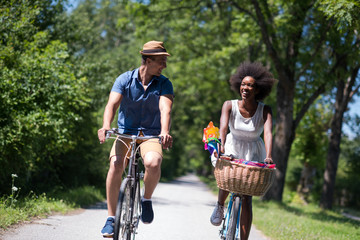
[111,68,174,136]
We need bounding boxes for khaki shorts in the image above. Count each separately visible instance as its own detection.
[109,135,162,161]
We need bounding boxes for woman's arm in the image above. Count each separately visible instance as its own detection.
[263,104,273,163]
[219,100,232,153]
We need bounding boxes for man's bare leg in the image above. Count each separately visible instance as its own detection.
[143,152,162,199]
[106,156,125,216]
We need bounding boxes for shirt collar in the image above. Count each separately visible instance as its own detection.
[134,67,160,83]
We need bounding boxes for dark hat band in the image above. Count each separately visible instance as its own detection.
[142,48,167,54]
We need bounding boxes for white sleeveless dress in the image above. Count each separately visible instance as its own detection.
[211,100,267,166]
[224,100,266,162]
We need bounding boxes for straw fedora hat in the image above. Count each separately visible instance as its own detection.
[140,41,170,56]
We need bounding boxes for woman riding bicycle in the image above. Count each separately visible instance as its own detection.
[210,61,276,240]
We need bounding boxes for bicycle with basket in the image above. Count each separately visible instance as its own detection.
[105,128,162,240]
[214,154,276,240]
[203,121,276,240]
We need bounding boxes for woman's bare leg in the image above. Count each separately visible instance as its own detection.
[218,188,230,205]
[240,195,252,240]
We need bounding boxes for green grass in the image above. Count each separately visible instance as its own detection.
[200,175,360,240]
[252,198,359,240]
[0,186,105,230]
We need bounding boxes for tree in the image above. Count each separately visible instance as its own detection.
[317,0,360,209]
[0,0,92,193]
[289,102,331,202]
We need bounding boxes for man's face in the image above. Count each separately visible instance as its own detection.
[147,55,167,76]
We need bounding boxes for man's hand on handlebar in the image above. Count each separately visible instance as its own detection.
[160,133,173,149]
[98,128,109,144]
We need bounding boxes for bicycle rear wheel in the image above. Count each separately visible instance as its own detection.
[226,196,240,240]
[114,178,132,240]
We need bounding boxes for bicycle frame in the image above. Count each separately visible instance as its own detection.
[106,129,161,240]
[106,128,162,180]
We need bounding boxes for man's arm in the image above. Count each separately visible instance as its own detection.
[159,94,173,149]
[98,91,123,144]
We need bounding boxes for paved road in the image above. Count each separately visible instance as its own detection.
[1,174,269,240]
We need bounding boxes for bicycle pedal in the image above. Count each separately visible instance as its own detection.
[139,171,144,179]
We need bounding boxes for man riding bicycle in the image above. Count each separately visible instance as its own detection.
[97,41,174,238]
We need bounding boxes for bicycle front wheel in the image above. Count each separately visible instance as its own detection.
[226,196,240,240]
[114,178,132,240]
[131,179,141,240]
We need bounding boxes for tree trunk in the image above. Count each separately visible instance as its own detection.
[320,66,359,209]
[262,77,296,201]
[320,81,344,209]
[297,162,316,202]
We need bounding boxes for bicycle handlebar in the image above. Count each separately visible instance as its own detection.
[105,128,162,143]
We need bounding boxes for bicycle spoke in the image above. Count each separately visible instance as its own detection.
[114,179,132,240]
[225,196,241,240]
[131,180,141,240]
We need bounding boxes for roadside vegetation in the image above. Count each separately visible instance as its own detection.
[0,182,104,230]
[252,196,360,240]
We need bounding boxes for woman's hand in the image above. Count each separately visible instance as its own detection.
[264,158,273,164]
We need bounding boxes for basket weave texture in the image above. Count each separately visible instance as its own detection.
[214,157,276,196]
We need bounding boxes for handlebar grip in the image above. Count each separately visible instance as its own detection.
[105,130,112,140]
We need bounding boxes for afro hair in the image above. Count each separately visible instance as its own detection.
[229,62,276,101]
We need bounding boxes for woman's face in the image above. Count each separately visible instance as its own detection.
[240,76,257,100]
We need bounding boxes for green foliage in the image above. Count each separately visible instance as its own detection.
[0,0,94,193]
[317,0,360,30]
[287,100,332,202]
[0,185,104,229]
[336,135,360,209]
[0,191,72,229]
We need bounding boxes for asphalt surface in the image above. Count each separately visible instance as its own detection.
[1,174,270,240]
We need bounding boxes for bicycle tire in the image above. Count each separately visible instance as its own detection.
[130,178,141,240]
[226,196,240,240]
[114,178,132,240]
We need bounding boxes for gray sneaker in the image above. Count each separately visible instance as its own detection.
[210,202,224,226]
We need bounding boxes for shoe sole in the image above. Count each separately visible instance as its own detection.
[102,233,114,238]
[210,219,222,226]
[140,216,153,224]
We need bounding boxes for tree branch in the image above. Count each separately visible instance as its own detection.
[347,66,360,101]
[228,0,257,22]
[250,0,284,76]
[293,83,326,130]
[148,0,203,13]
[297,20,333,79]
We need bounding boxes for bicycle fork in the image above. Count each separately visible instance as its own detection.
[220,194,242,239]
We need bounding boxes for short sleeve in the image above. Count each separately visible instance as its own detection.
[111,72,129,94]
[161,78,174,96]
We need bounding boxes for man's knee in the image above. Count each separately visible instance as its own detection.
[143,152,162,170]
[109,155,127,172]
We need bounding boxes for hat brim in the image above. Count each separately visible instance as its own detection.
[140,51,170,56]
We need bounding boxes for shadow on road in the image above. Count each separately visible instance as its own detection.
[85,201,107,210]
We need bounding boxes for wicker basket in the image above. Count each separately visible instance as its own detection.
[214,156,276,196]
